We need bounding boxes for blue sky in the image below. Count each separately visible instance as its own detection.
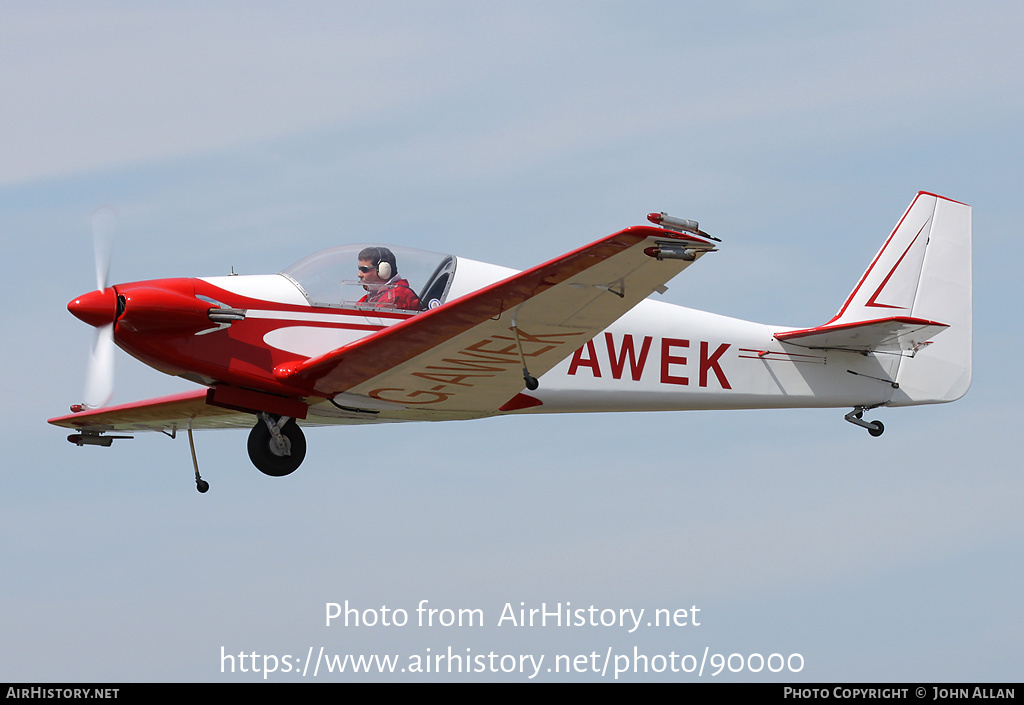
[2,2,1021,681]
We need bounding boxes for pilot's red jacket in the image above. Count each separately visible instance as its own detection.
[359,277,421,310]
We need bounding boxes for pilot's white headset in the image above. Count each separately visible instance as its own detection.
[374,247,394,280]
[368,247,391,280]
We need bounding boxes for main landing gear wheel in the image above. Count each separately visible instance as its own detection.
[247,415,306,477]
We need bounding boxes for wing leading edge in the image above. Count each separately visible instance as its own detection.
[278,225,716,414]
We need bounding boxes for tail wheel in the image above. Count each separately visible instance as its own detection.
[247,417,306,477]
[844,406,886,437]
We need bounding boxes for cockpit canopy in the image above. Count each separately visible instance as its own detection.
[281,245,455,312]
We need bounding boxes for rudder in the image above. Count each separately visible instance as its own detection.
[890,194,972,404]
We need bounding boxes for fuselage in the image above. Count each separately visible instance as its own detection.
[68,246,900,426]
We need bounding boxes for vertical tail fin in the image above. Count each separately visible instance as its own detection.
[827,192,972,404]
[776,193,972,405]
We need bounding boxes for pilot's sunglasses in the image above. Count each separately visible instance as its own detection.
[358,265,377,273]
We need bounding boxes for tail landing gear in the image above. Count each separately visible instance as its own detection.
[845,406,885,437]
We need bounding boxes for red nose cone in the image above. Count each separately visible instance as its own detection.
[68,288,117,328]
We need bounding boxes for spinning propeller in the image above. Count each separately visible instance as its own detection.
[70,207,119,410]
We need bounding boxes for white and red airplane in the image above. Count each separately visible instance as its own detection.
[50,192,972,492]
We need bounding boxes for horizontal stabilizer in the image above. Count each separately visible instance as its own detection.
[774,316,949,353]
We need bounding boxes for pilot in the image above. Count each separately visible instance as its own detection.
[357,246,421,310]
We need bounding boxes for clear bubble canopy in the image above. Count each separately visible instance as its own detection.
[280,244,455,311]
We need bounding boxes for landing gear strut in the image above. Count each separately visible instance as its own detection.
[511,313,540,391]
[188,426,209,493]
[845,406,885,437]
[247,413,306,476]
[187,425,210,492]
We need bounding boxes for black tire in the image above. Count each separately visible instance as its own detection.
[247,417,306,476]
[868,421,885,437]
